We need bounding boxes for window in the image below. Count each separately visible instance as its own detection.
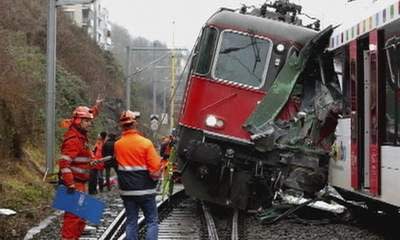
[64,11,74,21]
[334,57,344,92]
[384,36,400,145]
[194,27,218,75]
[82,9,89,19]
[213,31,272,88]
[334,51,351,117]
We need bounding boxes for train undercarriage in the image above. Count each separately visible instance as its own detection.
[177,127,332,210]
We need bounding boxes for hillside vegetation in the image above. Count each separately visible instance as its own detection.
[0,0,125,238]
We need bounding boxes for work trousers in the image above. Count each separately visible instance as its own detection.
[122,194,158,240]
[61,182,86,240]
[105,166,114,191]
[88,169,104,194]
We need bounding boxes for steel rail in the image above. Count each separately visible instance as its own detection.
[103,189,186,240]
[231,209,239,240]
[202,202,220,240]
[98,209,126,240]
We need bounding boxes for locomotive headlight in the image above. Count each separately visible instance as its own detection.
[276,43,285,53]
[205,115,217,126]
[205,115,224,128]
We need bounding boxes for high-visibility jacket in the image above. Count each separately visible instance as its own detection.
[160,136,172,160]
[58,126,95,187]
[114,129,161,196]
[93,138,105,170]
[58,104,99,187]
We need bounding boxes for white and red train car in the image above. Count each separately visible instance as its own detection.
[329,0,400,210]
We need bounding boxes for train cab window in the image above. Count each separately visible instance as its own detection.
[212,31,272,88]
[384,37,400,145]
[194,27,218,75]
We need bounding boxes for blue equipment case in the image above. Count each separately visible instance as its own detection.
[52,185,105,225]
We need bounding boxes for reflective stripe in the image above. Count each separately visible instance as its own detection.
[60,168,72,173]
[120,189,156,196]
[73,157,91,163]
[61,155,72,161]
[70,167,89,174]
[118,165,148,171]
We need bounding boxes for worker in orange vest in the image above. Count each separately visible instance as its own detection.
[159,132,181,183]
[159,134,174,180]
[114,110,165,240]
[89,131,107,194]
[160,135,173,161]
[58,98,102,240]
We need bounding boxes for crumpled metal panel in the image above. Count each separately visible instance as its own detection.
[281,193,346,214]
[243,24,345,197]
[244,26,334,138]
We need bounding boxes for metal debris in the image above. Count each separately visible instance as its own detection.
[0,208,17,216]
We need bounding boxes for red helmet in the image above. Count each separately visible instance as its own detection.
[72,106,94,119]
[119,110,138,126]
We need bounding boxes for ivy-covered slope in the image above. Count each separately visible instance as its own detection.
[0,1,125,238]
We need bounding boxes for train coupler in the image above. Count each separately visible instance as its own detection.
[219,148,235,183]
[255,160,264,177]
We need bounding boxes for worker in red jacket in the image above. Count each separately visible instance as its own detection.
[58,98,102,240]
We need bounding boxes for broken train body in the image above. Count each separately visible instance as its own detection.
[176,1,342,210]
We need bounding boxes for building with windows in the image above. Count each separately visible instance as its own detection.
[62,0,112,50]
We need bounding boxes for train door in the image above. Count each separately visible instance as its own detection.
[363,48,380,193]
[329,48,352,190]
[367,30,380,196]
[349,36,365,191]
[381,29,400,206]
[350,31,381,196]
[363,49,371,189]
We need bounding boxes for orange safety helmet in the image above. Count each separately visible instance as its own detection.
[73,106,94,119]
[119,110,139,126]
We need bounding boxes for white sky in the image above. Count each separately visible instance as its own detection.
[101,0,396,49]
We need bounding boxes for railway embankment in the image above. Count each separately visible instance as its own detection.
[0,1,124,239]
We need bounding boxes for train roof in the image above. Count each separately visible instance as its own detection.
[329,0,400,50]
[206,9,317,46]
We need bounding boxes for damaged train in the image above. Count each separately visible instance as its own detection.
[176,1,343,210]
[328,0,400,211]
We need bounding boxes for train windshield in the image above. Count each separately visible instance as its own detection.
[213,31,272,88]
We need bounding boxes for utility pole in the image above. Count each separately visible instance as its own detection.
[170,21,176,132]
[45,0,96,177]
[162,83,167,115]
[153,78,157,115]
[93,0,97,41]
[170,54,176,132]
[125,46,131,109]
[152,43,157,115]
[45,0,57,175]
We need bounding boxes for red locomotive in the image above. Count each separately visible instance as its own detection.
[176,1,342,210]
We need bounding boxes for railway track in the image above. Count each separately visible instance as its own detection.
[202,203,240,240]
[26,184,395,239]
[99,188,189,240]
[155,197,202,239]
[98,188,242,240]
[89,190,389,240]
